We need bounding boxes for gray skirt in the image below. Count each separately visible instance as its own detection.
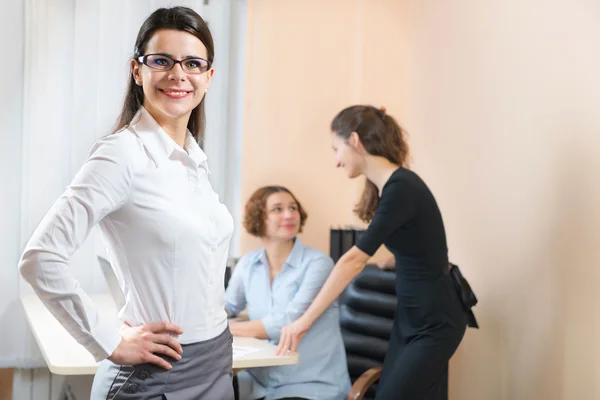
[91,327,234,400]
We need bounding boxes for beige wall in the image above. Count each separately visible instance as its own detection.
[240,0,401,262]
[241,0,600,399]
[395,1,600,399]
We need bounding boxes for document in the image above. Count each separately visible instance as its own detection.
[233,344,261,357]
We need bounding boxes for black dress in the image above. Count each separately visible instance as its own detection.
[356,168,467,400]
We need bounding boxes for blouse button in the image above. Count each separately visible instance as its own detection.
[125,383,139,394]
[211,246,217,253]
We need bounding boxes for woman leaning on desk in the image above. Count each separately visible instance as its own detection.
[276,105,469,400]
[226,186,351,400]
[18,7,235,400]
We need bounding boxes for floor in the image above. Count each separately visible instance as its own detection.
[0,369,12,400]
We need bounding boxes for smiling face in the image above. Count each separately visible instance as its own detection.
[263,192,302,241]
[331,132,366,179]
[131,29,214,128]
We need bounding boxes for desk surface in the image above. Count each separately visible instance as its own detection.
[22,294,298,375]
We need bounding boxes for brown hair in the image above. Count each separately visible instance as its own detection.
[243,186,308,238]
[112,7,214,145]
[331,105,409,223]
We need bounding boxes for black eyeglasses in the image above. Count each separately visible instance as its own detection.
[137,54,211,74]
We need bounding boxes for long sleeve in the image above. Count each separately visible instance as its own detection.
[261,256,334,342]
[18,133,141,361]
[224,260,248,317]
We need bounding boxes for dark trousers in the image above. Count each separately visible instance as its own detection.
[91,328,234,400]
[232,375,310,400]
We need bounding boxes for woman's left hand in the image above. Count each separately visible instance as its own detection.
[275,317,311,356]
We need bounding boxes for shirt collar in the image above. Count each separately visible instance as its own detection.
[129,107,209,171]
[252,237,305,269]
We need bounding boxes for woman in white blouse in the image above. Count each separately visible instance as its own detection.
[18,7,234,400]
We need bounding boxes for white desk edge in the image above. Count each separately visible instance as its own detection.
[21,294,298,375]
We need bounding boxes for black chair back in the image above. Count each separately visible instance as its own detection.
[339,265,397,400]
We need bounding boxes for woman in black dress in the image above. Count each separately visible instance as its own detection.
[276,105,468,399]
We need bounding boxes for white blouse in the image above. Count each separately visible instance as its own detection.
[19,107,234,362]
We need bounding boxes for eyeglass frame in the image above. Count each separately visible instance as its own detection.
[136,53,212,74]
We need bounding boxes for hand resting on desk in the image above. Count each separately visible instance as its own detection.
[108,321,184,370]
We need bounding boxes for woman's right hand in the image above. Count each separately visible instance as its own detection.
[107,322,184,370]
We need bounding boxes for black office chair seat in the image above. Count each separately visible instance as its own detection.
[340,265,397,400]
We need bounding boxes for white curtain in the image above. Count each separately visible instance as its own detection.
[0,0,26,369]
[1,0,245,371]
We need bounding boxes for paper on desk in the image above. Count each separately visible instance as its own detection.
[233,344,261,357]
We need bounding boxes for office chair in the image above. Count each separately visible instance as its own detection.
[341,265,396,400]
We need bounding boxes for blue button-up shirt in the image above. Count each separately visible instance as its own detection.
[225,238,351,400]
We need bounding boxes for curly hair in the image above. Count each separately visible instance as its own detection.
[243,186,308,238]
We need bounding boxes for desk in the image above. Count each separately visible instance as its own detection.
[21,294,298,375]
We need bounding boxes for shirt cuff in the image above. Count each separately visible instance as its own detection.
[225,305,236,318]
[83,322,122,362]
[261,315,281,342]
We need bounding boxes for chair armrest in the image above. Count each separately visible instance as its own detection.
[346,366,383,400]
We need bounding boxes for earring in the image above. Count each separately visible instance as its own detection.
[205,88,208,93]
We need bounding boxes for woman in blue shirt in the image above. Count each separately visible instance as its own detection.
[226,186,351,400]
